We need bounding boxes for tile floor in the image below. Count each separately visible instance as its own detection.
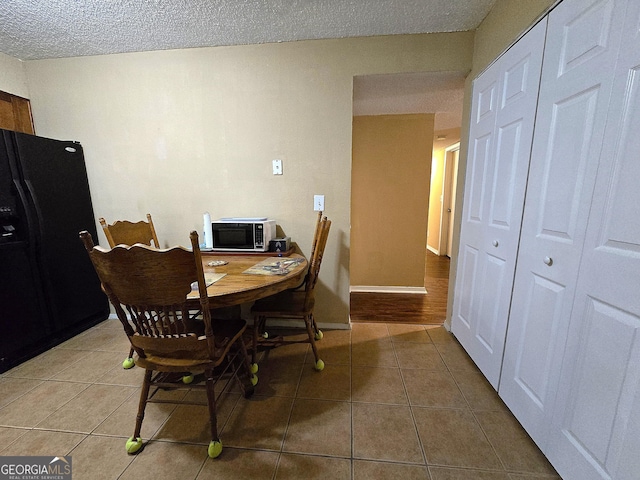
[0,320,560,479]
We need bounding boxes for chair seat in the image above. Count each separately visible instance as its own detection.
[134,320,247,372]
[251,290,314,316]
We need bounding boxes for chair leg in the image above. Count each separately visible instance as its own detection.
[204,369,223,458]
[311,314,323,340]
[251,315,266,371]
[126,369,152,454]
[238,336,258,396]
[304,314,324,371]
[123,346,135,369]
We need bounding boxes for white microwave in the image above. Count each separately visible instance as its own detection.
[211,218,276,252]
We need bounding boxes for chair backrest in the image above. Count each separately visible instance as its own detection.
[80,230,217,361]
[99,213,160,248]
[304,216,331,308]
[309,211,323,260]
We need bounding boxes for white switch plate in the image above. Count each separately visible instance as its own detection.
[314,195,325,211]
[272,159,283,175]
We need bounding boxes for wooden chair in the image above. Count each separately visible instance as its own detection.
[251,215,331,371]
[80,230,257,459]
[99,213,160,249]
[99,213,160,368]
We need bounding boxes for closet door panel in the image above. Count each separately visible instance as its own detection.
[499,0,626,451]
[547,1,640,477]
[452,19,546,388]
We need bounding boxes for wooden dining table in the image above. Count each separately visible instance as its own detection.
[187,252,308,308]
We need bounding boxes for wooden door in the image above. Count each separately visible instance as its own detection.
[499,0,627,450]
[545,0,640,478]
[451,18,547,388]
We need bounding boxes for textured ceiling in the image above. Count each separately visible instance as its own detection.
[353,71,466,130]
[0,0,496,61]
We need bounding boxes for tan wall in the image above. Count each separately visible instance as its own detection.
[351,114,434,287]
[0,53,29,98]
[447,0,557,329]
[10,32,474,326]
[427,149,444,251]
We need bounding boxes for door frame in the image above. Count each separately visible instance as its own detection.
[438,142,460,256]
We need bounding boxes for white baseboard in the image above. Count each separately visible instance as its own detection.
[350,285,427,294]
[427,245,439,255]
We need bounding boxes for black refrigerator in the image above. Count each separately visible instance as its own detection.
[0,129,109,373]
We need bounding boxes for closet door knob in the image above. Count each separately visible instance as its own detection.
[544,256,553,266]
[492,240,499,247]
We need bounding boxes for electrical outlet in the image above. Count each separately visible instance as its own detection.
[272,159,283,175]
[314,195,325,211]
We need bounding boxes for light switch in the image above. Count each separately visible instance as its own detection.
[272,159,283,175]
[314,195,324,211]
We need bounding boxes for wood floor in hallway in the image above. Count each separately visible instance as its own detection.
[350,250,450,325]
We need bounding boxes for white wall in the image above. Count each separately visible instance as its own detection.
[0,52,29,98]
[13,32,473,326]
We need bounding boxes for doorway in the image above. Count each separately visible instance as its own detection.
[350,72,464,324]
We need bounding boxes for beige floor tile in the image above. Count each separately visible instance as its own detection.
[412,406,503,470]
[1,429,86,456]
[94,361,147,386]
[508,474,562,480]
[296,364,350,401]
[0,377,42,408]
[118,441,208,480]
[354,459,431,479]
[475,410,558,476]
[37,383,136,433]
[275,453,351,480]
[352,366,408,405]
[352,339,398,367]
[253,357,303,398]
[69,434,136,480]
[261,339,309,364]
[310,342,351,365]
[0,426,28,453]
[387,324,432,343]
[316,328,351,347]
[283,398,351,457]
[353,403,424,464]
[351,323,389,343]
[154,391,240,444]
[393,342,446,370]
[434,342,478,372]
[449,369,508,412]
[52,350,129,383]
[429,466,511,480]
[402,369,467,408]
[221,395,294,450]
[93,387,183,439]
[0,380,89,428]
[59,325,129,352]
[425,326,456,344]
[196,447,279,480]
[5,349,89,380]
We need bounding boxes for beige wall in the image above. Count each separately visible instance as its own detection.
[0,53,29,98]
[8,32,474,327]
[351,114,434,288]
[427,150,444,252]
[446,0,557,329]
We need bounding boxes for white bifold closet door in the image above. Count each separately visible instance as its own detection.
[545,0,640,478]
[499,0,629,460]
[451,18,547,388]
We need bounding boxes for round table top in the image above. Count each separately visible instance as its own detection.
[188,253,308,307]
